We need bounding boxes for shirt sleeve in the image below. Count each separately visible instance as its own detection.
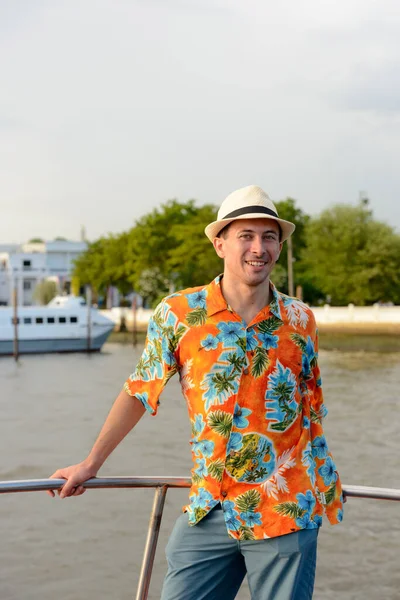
[308,320,344,525]
[123,299,180,416]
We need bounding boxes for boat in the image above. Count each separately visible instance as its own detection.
[0,295,115,355]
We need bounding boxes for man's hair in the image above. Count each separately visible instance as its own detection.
[216,221,282,241]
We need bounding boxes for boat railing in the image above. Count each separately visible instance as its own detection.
[1,477,400,600]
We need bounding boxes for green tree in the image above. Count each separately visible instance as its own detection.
[126,200,206,290]
[301,202,400,305]
[274,198,312,297]
[167,204,223,288]
[136,267,170,307]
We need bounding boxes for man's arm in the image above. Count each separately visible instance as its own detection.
[48,390,146,499]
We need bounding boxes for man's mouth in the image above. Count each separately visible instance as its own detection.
[245,261,267,267]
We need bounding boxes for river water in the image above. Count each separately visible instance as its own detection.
[0,342,399,600]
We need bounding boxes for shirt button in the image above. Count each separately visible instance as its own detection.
[221,491,228,497]
[243,368,249,375]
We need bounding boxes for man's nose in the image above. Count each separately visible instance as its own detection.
[251,237,265,255]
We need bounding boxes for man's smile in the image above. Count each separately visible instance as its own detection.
[245,260,267,267]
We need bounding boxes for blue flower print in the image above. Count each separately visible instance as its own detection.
[225,513,242,531]
[217,321,243,346]
[313,514,323,527]
[302,336,316,378]
[303,416,310,429]
[192,438,215,458]
[200,439,215,457]
[193,414,205,435]
[337,509,343,522]
[135,392,154,413]
[240,511,262,527]
[147,319,159,341]
[161,336,176,367]
[295,513,319,529]
[296,490,316,514]
[222,500,239,519]
[187,290,207,309]
[258,332,279,350]
[246,328,258,351]
[190,487,213,509]
[227,432,243,454]
[318,456,338,486]
[201,334,219,351]
[233,405,252,429]
[195,458,208,478]
[312,435,328,459]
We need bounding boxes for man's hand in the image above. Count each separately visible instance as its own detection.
[47,460,98,499]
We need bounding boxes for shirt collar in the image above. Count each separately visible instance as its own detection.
[205,275,283,321]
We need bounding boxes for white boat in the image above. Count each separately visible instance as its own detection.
[0,295,115,355]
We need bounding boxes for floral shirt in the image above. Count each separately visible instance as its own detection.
[124,275,343,540]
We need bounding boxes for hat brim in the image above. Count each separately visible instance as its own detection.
[205,213,296,243]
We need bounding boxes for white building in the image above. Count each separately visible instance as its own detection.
[0,240,87,306]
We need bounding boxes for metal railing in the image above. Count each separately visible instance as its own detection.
[1,478,400,599]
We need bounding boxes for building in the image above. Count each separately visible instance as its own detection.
[0,240,87,306]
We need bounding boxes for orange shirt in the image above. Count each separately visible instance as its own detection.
[124,275,343,540]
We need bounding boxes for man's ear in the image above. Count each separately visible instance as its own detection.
[213,236,225,259]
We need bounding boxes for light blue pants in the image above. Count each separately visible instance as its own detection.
[161,506,318,600]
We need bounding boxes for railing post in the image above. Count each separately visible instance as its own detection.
[136,485,168,600]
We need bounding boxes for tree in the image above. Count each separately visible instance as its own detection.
[136,267,171,307]
[274,198,312,297]
[125,200,201,290]
[28,238,44,243]
[167,204,223,289]
[301,202,400,305]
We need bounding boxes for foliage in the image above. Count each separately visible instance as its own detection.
[208,459,225,482]
[72,200,222,300]
[28,237,44,243]
[71,194,400,307]
[33,280,57,305]
[301,201,400,305]
[273,501,305,519]
[235,489,261,513]
[136,267,170,308]
[207,410,233,437]
[274,198,311,295]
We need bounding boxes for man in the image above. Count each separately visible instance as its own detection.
[49,185,343,599]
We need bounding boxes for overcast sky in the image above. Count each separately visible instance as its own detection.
[1,0,400,243]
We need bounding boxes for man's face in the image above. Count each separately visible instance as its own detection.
[213,218,283,287]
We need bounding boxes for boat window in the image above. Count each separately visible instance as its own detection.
[58,316,66,324]
[36,317,44,324]
[10,317,20,324]
[70,316,78,323]
[23,317,32,324]
[47,317,55,324]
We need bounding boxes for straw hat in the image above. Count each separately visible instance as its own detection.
[205,185,296,243]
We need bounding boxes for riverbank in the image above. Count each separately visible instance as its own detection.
[108,330,400,352]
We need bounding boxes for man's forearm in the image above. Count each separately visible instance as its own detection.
[86,389,146,471]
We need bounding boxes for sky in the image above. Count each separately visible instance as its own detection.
[1,0,400,243]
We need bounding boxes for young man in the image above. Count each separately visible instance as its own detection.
[49,185,343,599]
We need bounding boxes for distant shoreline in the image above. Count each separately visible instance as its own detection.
[317,322,400,335]
[108,327,400,353]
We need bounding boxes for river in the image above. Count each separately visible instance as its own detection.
[0,342,399,599]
